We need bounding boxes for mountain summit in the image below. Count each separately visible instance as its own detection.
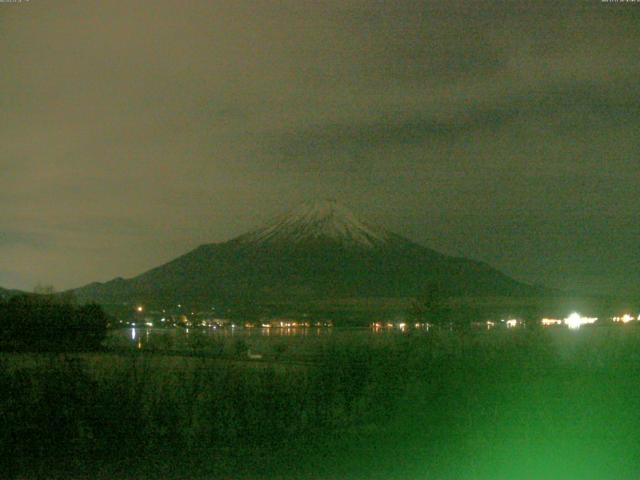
[235,200,394,248]
[73,201,541,307]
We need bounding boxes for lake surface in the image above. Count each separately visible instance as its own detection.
[106,325,401,357]
[105,323,640,366]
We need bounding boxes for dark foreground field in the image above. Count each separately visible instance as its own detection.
[2,327,640,479]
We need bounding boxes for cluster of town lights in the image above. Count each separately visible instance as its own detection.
[541,318,563,326]
[131,305,638,332]
[612,314,639,324]
[371,322,430,331]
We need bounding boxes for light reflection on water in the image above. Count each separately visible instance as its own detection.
[108,325,398,353]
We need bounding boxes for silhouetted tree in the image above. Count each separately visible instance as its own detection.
[411,281,454,328]
[74,302,109,350]
[0,294,108,351]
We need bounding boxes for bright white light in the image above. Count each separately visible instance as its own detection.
[565,313,582,330]
[564,312,597,330]
[145,322,153,327]
[131,328,136,340]
[505,319,519,328]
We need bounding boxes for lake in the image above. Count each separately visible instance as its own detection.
[105,325,405,359]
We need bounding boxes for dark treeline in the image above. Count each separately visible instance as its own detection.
[0,294,108,351]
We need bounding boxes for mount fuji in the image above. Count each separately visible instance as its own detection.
[73,200,541,307]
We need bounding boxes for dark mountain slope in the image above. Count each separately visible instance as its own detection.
[73,200,541,305]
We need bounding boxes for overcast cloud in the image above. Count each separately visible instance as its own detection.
[1,0,639,294]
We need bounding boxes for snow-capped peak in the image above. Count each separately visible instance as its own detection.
[236,200,393,248]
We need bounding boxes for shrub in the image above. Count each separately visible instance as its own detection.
[0,294,108,352]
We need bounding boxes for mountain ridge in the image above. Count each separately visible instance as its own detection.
[72,201,543,306]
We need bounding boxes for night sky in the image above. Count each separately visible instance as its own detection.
[1,1,638,295]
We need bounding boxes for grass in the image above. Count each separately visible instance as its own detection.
[2,326,640,479]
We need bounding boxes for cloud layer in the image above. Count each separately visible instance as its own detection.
[1,0,639,294]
